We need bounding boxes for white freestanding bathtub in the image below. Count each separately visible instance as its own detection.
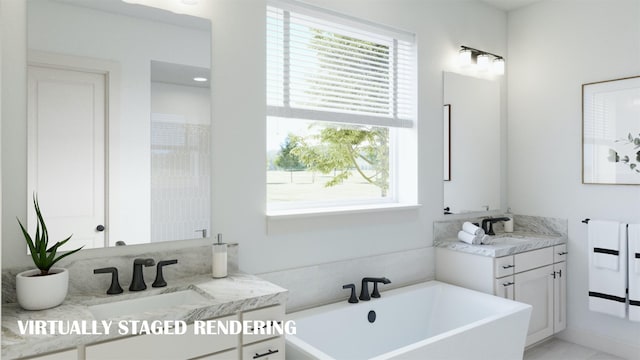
[286,281,531,360]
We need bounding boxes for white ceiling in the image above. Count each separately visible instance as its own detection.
[481,0,543,11]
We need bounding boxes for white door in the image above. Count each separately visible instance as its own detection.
[515,264,554,346]
[553,261,567,333]
[27,65,106,250]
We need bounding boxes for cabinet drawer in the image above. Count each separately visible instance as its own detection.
[515,247,553,273]
[242,337,285,360]
[242,305,285,345]
[494,256,515,278]
[554,244,567,263]
[86,315,237,360]
[494,275,515,300]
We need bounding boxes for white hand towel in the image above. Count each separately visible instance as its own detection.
[462,222,485,237]
[588,221,627,318]
[589,220,621,271]
[628,224,640,322]
[458,231,481,245]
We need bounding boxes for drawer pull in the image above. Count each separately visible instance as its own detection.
[502,264,515,269]
[557,251,568,255]
[502,282,514,287]
[253,349,279,359]
[247,320,282,332]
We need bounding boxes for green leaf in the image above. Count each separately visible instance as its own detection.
[17,194,83,272]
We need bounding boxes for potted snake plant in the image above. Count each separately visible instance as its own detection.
[15,195,84,310]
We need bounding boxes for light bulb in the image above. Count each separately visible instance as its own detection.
[493,58,505,75]
[477,54,491,72]
[458,48,472,67]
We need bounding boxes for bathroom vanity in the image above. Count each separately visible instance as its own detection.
[434,215,568,347]
[2,274,287,360]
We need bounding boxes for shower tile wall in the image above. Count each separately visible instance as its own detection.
[151,119,211,242]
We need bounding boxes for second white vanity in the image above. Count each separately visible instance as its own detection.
[434,215,568,347]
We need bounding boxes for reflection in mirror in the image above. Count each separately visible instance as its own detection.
[443,72,500,214]
[27,0,211,250]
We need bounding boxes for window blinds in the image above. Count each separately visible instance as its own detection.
[267,1,416,128]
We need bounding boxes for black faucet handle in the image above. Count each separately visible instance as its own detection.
[152,259,178,288]
[342,284,359,303]
[93,267,123,295]
[370,278,391,298]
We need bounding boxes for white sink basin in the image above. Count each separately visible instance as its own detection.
[89,289,210,320]
[483,237,530,246]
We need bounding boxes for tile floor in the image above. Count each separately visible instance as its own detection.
[524,338,625,360]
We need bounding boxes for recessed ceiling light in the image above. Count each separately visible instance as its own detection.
[193,77,208,82]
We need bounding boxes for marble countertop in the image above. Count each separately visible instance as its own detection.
[433,231,566,257]
[2,273,288,359]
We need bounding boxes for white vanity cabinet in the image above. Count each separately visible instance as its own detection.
[84,314,238,360]
[436,244,567,346]
[240,305,286,360]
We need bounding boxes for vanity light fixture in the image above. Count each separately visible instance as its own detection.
[459,45,505,75]
[193,77,208,82]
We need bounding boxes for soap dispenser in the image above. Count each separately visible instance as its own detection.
[212,233,228,278]
[504,208,514,233]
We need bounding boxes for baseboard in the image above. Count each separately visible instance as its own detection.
[556,328,640,360]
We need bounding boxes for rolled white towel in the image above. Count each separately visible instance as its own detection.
[458,231,481,245]
[463,222,485,237]
[480,234,490,244]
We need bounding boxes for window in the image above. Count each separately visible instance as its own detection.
[266,0,416,214]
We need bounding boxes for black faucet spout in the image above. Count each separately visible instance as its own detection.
[130,258,155,291]
[360,277,391,300]
[481,217,511,235]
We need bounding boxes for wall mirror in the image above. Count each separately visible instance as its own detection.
[26,0,211,250]
[443,72,501,214]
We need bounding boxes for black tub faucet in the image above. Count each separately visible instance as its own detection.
[359,277,391,301]
[130,258,155,291]
[152,259,178,288]
[342,284,359,303]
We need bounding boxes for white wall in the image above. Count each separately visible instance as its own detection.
[507,0,640,357]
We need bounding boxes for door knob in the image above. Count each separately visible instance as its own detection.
[96,225,105,232]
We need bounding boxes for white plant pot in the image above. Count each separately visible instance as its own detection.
[16,268,69,310]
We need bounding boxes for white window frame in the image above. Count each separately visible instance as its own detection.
[266,0,418,216]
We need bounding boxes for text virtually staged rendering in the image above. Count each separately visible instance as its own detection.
[1,0,639,359]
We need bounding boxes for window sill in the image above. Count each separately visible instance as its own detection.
[266,203,421,220]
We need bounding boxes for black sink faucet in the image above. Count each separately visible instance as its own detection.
[129,258,155,291]
[481,217,511,236]
[359,277,391,301]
